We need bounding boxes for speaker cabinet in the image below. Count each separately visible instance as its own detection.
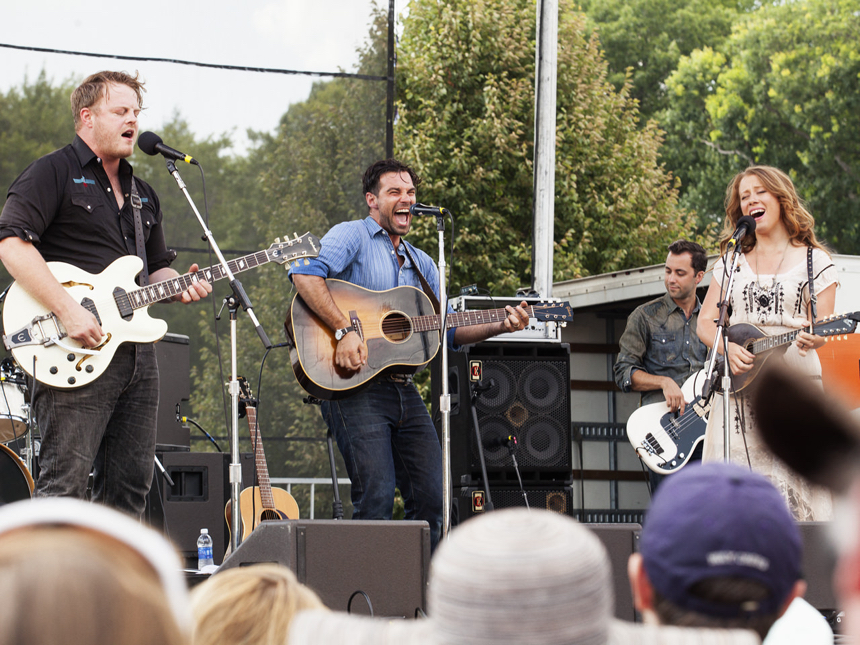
[434,342,572,485]
[146,452,255,567]
[452,485,574,523]
[798,522,837,611]
[154,333,191,450]
[584,523,641,622]
[219,519,431,618]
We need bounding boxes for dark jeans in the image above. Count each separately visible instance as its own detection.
[33,343,159,517]
[321,379,443,551]
[649,440,704,496]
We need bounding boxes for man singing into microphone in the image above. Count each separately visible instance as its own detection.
[289,159,529,551]
[0,71,211,516]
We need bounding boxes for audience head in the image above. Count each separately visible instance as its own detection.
[630,462,804,640]
[0,497,189,645]
[430,507,614,644]
[191,563,324,645]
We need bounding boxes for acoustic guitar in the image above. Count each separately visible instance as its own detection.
[285,279,573,400]
[225,377,299,543]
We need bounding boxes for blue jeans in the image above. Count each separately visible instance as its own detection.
[321,380,443,551]
[33,343,159,517]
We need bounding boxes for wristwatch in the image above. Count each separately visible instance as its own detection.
[335,326,354,341]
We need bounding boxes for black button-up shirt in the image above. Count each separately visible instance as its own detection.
[0,136,175,276]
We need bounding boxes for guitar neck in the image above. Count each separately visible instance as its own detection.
[245,407,277,510]
[123,249,275,311]
[412,305,541,333]
[749,328,802,355]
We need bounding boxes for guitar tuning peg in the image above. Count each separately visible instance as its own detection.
[294,232,299,239]
[274,237,281,244]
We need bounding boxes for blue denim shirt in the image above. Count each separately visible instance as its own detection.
[613,292,708,406]
[289,216,457,349]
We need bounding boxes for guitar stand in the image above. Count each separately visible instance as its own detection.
[326,428,344,520]
[302,396,344,519]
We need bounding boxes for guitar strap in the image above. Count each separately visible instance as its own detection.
[401,242,441,315]
[130,177,150,286]
[807,245,816,332]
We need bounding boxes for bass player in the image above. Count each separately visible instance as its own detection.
[614,239,709,491]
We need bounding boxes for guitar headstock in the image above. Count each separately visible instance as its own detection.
[237,376,257,415]
[815,312,860,339]
[532,302,574,324]
[266,232,321,268]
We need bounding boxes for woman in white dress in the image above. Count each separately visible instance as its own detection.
[697,165,837,521]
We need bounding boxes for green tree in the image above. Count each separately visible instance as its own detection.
[396,0,706,297]
[578,0,748,123]
[660,0,860,250]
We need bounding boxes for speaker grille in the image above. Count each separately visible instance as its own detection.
[471,354,571,476]
[453,485,574,521]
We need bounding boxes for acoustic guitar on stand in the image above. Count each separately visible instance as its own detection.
[225,377,299,544]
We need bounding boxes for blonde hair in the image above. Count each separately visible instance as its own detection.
[71,70,145,129]
[719,165,826,255]
[0,526,186,645]
[190,564,325,645]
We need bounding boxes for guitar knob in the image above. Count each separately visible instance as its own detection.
[85,365,94,373]
[68,377,76,385]
[50,366,58,375]
[67,354,75,362]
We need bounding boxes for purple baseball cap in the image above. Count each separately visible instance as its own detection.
[640,462,802,618]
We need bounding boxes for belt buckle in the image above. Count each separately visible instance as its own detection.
[130,193,143,210]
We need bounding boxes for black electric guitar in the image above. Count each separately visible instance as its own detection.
[716,312,860,392]
[2,234,320,389]
[285,279,573,400]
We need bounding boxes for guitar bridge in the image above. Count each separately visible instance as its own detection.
[3,313,67,350]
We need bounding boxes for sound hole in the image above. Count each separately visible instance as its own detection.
[380,311,412,343]
[260,509,283,521]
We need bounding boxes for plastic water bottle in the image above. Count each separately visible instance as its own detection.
[197,528,214,569]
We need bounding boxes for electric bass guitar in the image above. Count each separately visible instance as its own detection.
[715,312,860,393]
[2,233,320,389]
[225,377,299,544]
[285,280,574,400]
[626,370,711,474]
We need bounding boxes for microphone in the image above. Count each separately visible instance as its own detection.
[483,434,515,450]
[727,215,756,248]
[138,131,198,165]
[409,203,447,217]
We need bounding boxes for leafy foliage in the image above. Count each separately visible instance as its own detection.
[578,0,749,123]
[396,0,706,297]
[659,0,860,250]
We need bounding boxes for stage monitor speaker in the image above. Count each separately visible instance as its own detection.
[219,519,430,618]
[146,451,255,567]
[452,485,574,524]
[798,521,837,611]
[434,342,572,485]
[154,333,191,450]
[585,523,640,622]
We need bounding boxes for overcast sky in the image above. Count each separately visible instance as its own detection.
[0,0,405,155]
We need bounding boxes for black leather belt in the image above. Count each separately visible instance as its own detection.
[387,374,414,384]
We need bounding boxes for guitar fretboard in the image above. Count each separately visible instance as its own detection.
[114,250,273,313]
[246,407,276,510]
[409,305,548,332]
[750,328,802,355]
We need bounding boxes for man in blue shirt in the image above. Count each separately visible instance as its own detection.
[290,159,529,550]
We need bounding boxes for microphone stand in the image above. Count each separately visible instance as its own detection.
[702,241,745,462]
[162,159,272,554]
[434,209,453,540]
[470,378,495,513]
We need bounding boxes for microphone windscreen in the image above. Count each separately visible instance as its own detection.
[737,214,757,233]
[137,131,163,156]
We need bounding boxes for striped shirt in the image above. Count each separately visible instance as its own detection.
[289,216,457,347]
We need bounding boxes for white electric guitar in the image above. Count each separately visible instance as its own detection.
[625,369,712,474]
[2,233,320,389]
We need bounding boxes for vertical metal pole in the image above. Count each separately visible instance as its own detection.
[532,0,558,297]
[385,0,396,159]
